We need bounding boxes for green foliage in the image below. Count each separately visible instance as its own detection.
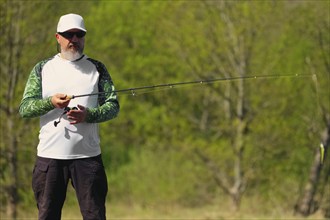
[92,0,329,212]
[1,0,329,217]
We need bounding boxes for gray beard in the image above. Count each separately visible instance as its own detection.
[61,50,83,61]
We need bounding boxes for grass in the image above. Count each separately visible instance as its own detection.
[2,202,326,220]
[1,188,327,219]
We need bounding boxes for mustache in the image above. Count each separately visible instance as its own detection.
[69,42,80,48]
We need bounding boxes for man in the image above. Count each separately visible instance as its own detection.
[19,13,119,220]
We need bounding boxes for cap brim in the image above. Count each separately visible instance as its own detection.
[58,27,87,33]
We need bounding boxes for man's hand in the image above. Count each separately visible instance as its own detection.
[51,93,71,109]
[66,105,87,124]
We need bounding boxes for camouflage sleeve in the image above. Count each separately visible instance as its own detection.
[19,61,55,118]
[85,59,120,123]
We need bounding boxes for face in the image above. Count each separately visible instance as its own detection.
[56,28,85,61]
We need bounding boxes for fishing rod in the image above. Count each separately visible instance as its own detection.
[55,73,326,164]
[67,73,313,99]
[54,73,313,127]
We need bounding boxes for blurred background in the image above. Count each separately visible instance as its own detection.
[1,0,329,219]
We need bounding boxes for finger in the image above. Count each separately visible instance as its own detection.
[59,94,68,100]
[70,120,78,125]
[77,104,85,110]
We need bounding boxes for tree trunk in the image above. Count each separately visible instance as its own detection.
[295,147,322,216]
[229,77,246,211]
[320,123,330,218]
[295,123,329,217]
[1,1,22,218]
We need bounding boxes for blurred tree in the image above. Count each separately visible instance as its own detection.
[293,1,330,217]
[0,1,23,217]
[87,0,329,214]
[166,1,288,210]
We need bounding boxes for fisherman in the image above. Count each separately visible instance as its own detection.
[19,13,119,220]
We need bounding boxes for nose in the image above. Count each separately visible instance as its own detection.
[71,34,79,42]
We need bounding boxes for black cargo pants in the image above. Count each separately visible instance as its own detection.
[32,155,108,220]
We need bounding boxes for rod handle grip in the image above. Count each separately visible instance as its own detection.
[66,95,74,100]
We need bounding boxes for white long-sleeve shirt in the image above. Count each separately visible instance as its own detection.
[19,54,119,159]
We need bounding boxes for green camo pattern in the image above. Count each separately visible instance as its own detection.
[19,57,119,123]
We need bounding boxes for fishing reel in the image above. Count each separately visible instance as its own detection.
[54,106,78,127]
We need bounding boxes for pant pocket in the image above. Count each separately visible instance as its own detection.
[32,158,50,198]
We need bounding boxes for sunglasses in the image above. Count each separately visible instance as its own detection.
[58,31,86,39]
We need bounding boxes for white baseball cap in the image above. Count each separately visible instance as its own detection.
[57,13,87,33]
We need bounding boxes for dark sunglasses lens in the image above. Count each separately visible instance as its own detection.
[76,32,86,38]
[59,31,86,39]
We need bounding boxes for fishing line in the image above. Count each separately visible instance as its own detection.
[68,73,312,99]
[54,73,313,127]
